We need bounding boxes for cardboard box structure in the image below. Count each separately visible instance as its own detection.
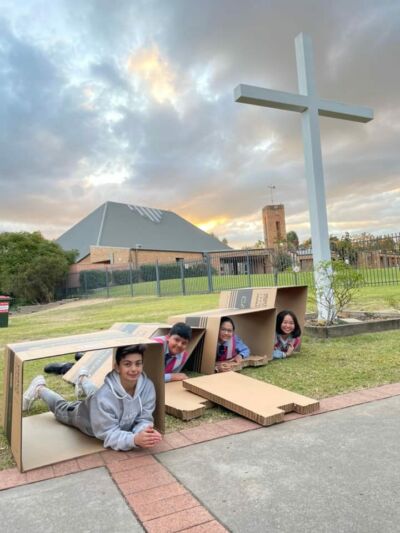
[219,286,308,330]
[183,372,320,426]
[3,331,165,472]
[168,307,276,375]
[63,322,205,388]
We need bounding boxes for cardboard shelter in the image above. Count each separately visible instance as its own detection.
[63,322,208,422]
[63,322,205,388]
[3,331,165,472]
[219,286,308,330]
[168,307,276,375]
[183,372,320,426]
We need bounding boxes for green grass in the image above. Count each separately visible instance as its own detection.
[1,287,400,469]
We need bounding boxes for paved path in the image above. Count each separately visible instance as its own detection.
[0,468,143,533]
[158,396,400,533]
[1,384,400,532]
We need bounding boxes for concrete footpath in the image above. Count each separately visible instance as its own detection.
[0,384,399,533]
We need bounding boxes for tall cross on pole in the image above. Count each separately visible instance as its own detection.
[234,33,373,321]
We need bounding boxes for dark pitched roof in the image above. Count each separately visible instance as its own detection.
[56,201,231,261]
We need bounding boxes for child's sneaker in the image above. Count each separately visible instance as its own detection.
[75,369,90,398]
[23,375,46,411]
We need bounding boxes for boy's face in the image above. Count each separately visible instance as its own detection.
[167,334,189,355]
[116,353,143,386]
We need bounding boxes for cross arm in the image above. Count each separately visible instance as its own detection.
[318,98,373,123]
[234,84,308,113]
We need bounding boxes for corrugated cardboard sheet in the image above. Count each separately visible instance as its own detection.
[165,381,214,420]
[183,372,319,426]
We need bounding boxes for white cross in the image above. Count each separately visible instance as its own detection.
[234,33,373,321]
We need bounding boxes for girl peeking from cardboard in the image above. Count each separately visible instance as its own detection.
[215,317,250,372]
[273,310,302,359]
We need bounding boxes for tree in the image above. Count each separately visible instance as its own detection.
[253,239,265,249]
[286,231,299,251]
[272,249,292,272]
[221,238,229,246]
[0,232,77,304]
[313,260,363,325]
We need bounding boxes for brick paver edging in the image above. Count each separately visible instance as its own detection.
[1,382,400,532]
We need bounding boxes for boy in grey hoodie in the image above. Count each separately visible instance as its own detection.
[23,344,162,450]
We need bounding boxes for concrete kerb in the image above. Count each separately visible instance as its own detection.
[1,382,400,532]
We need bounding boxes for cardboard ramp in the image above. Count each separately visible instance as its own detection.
[165,381,214,420]
[183,372,319,426]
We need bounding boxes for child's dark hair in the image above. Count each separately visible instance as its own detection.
[220,316,235,330]
[276,310,301,337]
[115,344,146,365]
[169,322,192,340]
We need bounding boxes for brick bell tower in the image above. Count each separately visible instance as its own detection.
[262,204,287,249]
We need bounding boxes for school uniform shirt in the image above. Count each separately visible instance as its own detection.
[216,334,250,361]
[153,335,190,382]
[272,334,301,359]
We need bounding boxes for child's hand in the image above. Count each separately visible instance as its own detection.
[286,344,295,356]
[215,362,231,373]
[134,425,162,448]
[170,373,188,381]
[233,355,243,363]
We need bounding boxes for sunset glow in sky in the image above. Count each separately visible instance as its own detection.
[0,0,399,248]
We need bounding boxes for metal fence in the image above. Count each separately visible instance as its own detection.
[64,234,400,299]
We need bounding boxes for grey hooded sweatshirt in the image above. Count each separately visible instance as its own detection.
[72,370,156,450]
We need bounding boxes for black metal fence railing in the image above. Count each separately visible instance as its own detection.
[63,234,400,299]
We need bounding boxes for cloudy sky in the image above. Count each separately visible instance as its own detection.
[0,0,399,248]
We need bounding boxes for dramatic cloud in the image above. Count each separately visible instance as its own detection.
[0,0,399,248]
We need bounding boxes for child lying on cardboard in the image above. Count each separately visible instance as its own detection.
[215,317,250,372]
[153,322,192,382]
[22,344,162,450]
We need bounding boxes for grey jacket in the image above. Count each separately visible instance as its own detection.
[74,370,156,450]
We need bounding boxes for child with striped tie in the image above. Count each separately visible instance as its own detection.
[153,323,192,382]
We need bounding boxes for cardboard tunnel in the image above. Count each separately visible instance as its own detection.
[3,331,165,472]
[63,322,205,388]
[168,307,276,374]
[219,286,308,330]
[183,372,320,426]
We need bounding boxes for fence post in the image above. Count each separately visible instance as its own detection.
[273,267,278,286]
[179,260,186,295]
[206,253,214,293]
[246,249,251,287]
[129,262,134,297]
[155,261,161,297]
[105,266,110,298]
[83,270,88,298]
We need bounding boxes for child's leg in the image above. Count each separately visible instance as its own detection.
[39,386,81,426]
[81,378,97,398]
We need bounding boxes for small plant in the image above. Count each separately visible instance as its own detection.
[313,260,364,325]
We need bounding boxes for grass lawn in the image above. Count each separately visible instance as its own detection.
[1,286,400,469]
